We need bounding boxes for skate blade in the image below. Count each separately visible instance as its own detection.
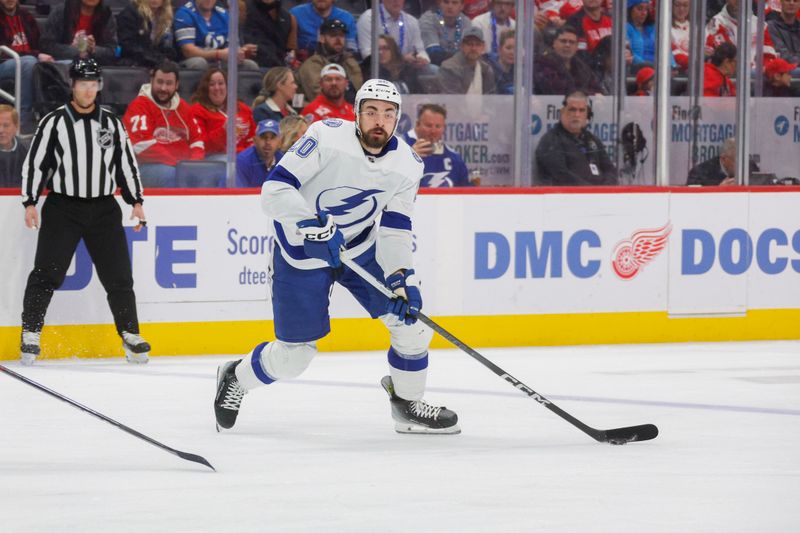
[125,354,149,364]
[394,421,461,435]
[124,348,149,364]
[214,364,235,432]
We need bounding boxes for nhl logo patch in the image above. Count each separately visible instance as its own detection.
[97,128,114,149]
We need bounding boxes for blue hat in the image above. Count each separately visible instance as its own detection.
[627,0,649,8]
[256,119,280,137]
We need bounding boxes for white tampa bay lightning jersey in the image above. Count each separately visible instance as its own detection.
[261,118,424,272]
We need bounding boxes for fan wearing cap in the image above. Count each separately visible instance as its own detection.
[235,119,283,187]
[213,79,461,436]
[290,0,358,56]
[300,63,355,123]
[438,26,496,94]
[296,18,363,103]
[763,57,800,96]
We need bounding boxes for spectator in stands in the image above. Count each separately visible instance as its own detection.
[297,18,362,103]
[472,0,515,60]
[123,60,205,187]
[357,0,431,71]
[190,67,256,159]
[235,118,283,187]
[687,137,758,186]
[252,67,299,123]
[768,0,800,64]
[117,0,177,68]
[763,57,800,96]
[634,66,654,95]
[626,0,660,67]
[0,0,53,133]
[278,114,308,152]
[242,0,298,68]
[0,104,27,187]
[565,0,612,57]
[174,0,259,70]
[488,28,514,94]
[403,103,471,187]
[671,0,690,72]
[420,0,473,66]
[534,26,603,95]
[706,0,776,63]
[290,0,357,58]
[367,34,421,94]
[438,26,495,93]
[41,0,118,64]
[535,90,618,186]
[300,63,354,123]
[704,42,737,96]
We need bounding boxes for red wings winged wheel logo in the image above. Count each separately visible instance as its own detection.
[612,223,672,280]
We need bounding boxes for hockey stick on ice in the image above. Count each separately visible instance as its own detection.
[340,256,658,445]
[0,364,216,470]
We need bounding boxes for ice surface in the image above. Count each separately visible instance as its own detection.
[1,341,798,532]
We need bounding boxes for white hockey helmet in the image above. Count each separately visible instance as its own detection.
[354,79,402,139]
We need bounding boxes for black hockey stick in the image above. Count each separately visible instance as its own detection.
[340,256,658,445]
[0,364,216,470]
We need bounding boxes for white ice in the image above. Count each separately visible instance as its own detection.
[1,341,798,532]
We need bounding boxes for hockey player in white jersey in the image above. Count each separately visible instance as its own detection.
[214,79,460,434]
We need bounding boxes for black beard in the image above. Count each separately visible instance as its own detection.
[152,91,173,106]
[362,130,388,149]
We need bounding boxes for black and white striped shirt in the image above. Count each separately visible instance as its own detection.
[21,103,144,206]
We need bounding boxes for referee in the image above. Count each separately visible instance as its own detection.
[19,58,151,366]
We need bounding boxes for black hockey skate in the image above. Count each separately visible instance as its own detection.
[215,360,247,431]
[381,375,460,434]
[121,331,150,364]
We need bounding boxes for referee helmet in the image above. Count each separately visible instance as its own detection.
[70,58,103,89]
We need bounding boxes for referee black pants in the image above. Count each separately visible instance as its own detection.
[22,193,140,335]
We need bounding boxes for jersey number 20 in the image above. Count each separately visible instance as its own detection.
[291,136,317,158]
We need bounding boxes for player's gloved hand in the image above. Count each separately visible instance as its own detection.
[297,212,345,268]
[385,269,422,325]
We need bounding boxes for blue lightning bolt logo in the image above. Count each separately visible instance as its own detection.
[316,187,384,228]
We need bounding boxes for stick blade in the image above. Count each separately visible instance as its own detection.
[175,450,216,471]
[603,423,659,444]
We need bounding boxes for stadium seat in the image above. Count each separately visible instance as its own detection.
[237,69,266,106]
[99,66,150,115]
[417,73,442,94]
[178,68,205,102]
[175,160,227,188]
